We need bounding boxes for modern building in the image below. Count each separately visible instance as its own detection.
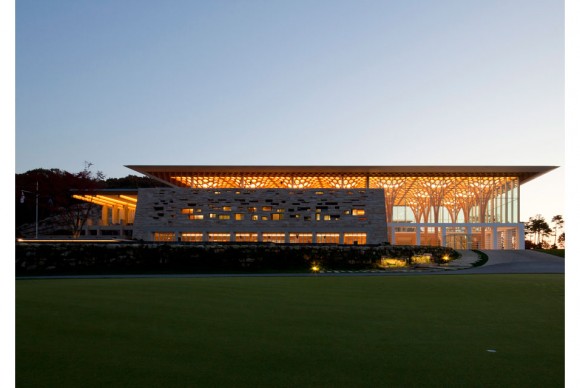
[73,165,556,249]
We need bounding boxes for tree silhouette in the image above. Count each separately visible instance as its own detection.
[551,215,564,248]
[16,164,106,237]
[558,232,565,248]
[525,215,552,247]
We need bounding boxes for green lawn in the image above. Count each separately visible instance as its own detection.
[16,275,564,387]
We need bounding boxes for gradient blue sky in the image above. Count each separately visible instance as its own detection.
[15,0,564,222]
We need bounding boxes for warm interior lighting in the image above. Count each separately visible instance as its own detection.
[119,195,138,202]
[73,195,137,210]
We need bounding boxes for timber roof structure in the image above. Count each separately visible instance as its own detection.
[126,165,556,189]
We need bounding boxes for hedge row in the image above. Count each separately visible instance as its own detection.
[15,243,459,275]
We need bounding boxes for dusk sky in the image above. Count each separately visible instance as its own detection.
[15,0,564,222]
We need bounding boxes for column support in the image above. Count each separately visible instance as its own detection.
[101,206,109,226]
[467,226,472,249]
[416,226,421,246]
[518,223,525,250]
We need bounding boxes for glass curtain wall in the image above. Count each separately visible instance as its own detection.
[389,177,520,248]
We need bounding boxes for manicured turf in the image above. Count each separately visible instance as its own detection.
[17,275,564,387]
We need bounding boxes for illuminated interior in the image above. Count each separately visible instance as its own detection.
[73,193,138,227]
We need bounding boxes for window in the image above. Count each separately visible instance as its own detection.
[352,209,365,216]
[209,213,217,219]
[262,206,272,211]
[218,214,231,220]
[289,233,313,244]
[247,207,257,212]
[261,216,268,221]
[262,233,285,243]
[153,232,175,242]
[189,215,204,220]
[323,215,331,221]
[181,232,203,242]
[344,233,366,245]
[271,213,283,221]
[316,233,340,244]
[222,206,232,211]
[181,208,202,214]
[251,215,259,221]
[208,233,230,242]
[235,233,257,242]
[276,208,285,213]
[235,213,244,221]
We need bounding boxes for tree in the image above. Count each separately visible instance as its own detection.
[16,163,106,238]
[551,215,564,248]
[58,162,106,238]
[525,215,552,247]
[558,232,565,248]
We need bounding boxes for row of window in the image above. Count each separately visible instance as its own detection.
[184,213,354,221]
[153,232,367,244]
[181,207,365,215]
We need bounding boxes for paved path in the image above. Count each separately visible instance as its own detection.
[455,249,565,274]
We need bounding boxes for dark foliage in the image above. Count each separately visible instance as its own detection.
[15,243,459,276]
[16,168,106,232]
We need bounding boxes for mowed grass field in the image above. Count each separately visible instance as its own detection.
[17,275,564,387]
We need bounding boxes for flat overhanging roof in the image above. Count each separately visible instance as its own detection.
[126,165,557,185]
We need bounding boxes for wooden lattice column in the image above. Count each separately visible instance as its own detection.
[421,177,453,223]
[468,177,496,223]
[408,189,431,224]
[443,199,461,224]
